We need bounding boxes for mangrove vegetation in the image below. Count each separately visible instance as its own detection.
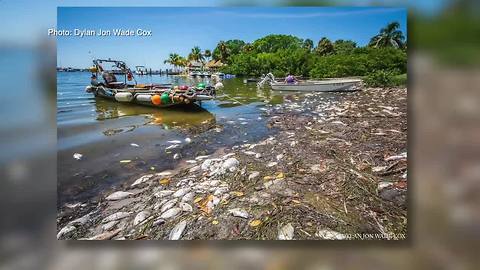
[165,22,407,86]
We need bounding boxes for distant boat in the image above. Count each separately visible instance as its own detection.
[258,73,361,92]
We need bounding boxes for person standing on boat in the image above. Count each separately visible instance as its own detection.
[285,74,297,84]
[91,74,101,86]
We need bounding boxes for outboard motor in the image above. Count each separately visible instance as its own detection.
[257,72,275,88]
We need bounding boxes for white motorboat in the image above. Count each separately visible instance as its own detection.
[258,73,361,92]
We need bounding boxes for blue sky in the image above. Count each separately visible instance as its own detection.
[57,7,407,69]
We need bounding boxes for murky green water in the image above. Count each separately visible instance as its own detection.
[57,72,289,206]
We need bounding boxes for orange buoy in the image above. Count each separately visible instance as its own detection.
[151,95,161,105]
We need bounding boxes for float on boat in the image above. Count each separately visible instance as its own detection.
[85,59,215,108]
[257,73,361,92]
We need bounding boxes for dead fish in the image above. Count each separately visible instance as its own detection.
[156,171,172,176]
[181,192,195,202]
[165,144,179,150]
[103,212,131,223]
[130,143,140,147]
[267,162,278,167]
[173,187,190,197]
[372,166,387,173]
[186,160,197,164]
[160,198,178,213]
[154,190,175,198]
[228,208,249,219]
[179,202,193,212]
[244,151,257,156]
[65,202,85,209]
[102,220,118,231]
[195,155,210,160]
[57,225,76,239]
[385,152,407,161]
[185,138,192,143]
[160,207,182,219]
[87,229,122,240]
[131,174,154,187]
[169,220,187,240]
[278,223,294,240]
[133,211,150,226]
[248,171,260,180]
[167,140,182,144]
[68,212,94,226]
[106,191,133,201]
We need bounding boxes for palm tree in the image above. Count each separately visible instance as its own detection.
[188,46,204,63]
[204,49,212,62]
[243,43,254,53]
[303,39,314,51]
[218,41,229,63]
[369,22,405,49]
[316,37,334,56]
[164,53,180,71]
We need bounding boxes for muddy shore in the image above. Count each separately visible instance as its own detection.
[57,86,407,240]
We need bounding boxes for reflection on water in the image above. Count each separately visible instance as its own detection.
[94,97,215,130]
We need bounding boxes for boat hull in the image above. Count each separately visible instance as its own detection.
[88,86,213,108]
[270,80,361,92]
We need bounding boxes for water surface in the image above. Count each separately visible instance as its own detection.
[58,72,292,206]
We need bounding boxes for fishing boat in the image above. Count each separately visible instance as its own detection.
[85,59,215,108]
[257,73,361,92]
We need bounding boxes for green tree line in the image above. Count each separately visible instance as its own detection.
[165,22,407,84]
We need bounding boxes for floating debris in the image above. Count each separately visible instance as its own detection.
[167,140,182,144]
[185,138,192,143]
[130,143,140,147]
[119,160,131,163]
[73,153,83,160]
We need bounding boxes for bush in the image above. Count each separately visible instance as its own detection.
[364,70,395,87]
[392,73,407,86]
